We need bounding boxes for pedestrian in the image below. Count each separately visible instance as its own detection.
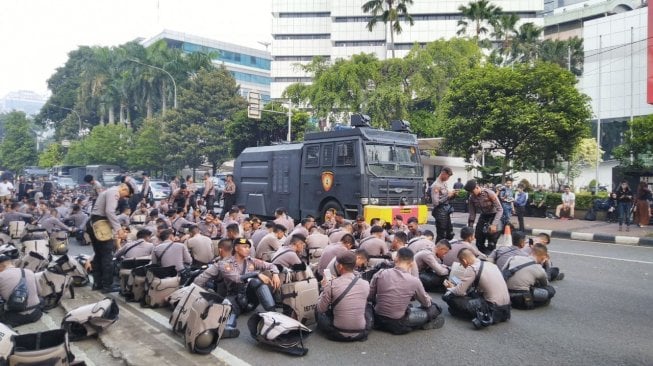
[514,184,528,232]
[615,180,634,231]
[0,176,14,202]
[220,174,236,220]
[634,181,652,227]
[555,185,575,219]
[453,178,464,190]
[430,167,456,242]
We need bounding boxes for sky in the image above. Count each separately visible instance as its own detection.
[0,0,272,98]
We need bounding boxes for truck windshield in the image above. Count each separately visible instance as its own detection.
[365,143,422,177]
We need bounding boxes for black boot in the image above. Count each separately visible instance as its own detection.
[222,313,240,339]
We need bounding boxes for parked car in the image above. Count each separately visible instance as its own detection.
[56,177,77,190]
[150,181,171,201]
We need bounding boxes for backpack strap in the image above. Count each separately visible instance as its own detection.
[472,261,484,290]
[156,242,174,264]
[331,276,359,309]
[506,259,537,276]
[117,240,144,261]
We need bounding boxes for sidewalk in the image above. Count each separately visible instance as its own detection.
[427,212,653,246]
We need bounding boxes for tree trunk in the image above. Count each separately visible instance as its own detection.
[119,101,125,124]
[146,94,153,119]
[108,106,115,124]
[389,25,396,58]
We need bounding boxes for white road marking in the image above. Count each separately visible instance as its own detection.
[550,250,653,265]
[121,301,251,366]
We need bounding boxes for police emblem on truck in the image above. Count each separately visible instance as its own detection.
[321,171,334,192]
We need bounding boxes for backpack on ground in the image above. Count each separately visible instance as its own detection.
[8,329,75,366]
[49,231,69,256]
[247,312,312,356]
[8,221,26,240]
[36,268,74,310]
[0,322,16,365]
[21,238,50,262]
[16,251,49,273]
[118,258,151,299]
[184,292,232,354]
[61,298,119,341]
[279,264,319,326]
[143,266,180,308]
[127,265,150,303]
[53,255,89,287]
[169,284,209,334]
[584,208,597,221]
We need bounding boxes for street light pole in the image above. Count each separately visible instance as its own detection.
[51,104,82,135]
[128,58,177,109]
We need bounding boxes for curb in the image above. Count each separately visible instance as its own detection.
[426,218,653,246]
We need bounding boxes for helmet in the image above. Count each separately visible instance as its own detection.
[194,330,215,351]
[0,244,19,262]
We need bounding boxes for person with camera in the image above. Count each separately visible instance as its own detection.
[464,180,504,255]
[369,248,445,334]
[615,180,634,231]
[430,167,457,242]
[193,238,280,339]
[0,244,42,327]
[316,251,372,342]
[443,248,511,329]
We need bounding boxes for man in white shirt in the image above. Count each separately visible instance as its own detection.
[555,185,575,219]
[0,177,14,201]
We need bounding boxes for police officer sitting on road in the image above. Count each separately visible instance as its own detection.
[271,234,307,269]
[114,228,154,262]
[369,247,445,334]
[443,248,511,329]
[407,229,435,254]
[522,233,565,281]
[151,229,192,273]
[506,243,556,309]
[317,234,357,280]
[358,225,389,257]
[193,238,280,339]
[316,251,372,342]
[256,224,285,261]
[442,226,487,267]
[416,240,451,292]
[487,230,529,270]
[0,244,42,327]
[185,225,214,267]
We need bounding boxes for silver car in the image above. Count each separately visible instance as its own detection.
[150,181,171,201]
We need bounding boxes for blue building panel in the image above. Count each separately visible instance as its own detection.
[181,42,271,70]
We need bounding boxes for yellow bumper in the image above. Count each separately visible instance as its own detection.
[363,205,428,225]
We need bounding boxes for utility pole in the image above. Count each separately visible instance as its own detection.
[596,35,602,188]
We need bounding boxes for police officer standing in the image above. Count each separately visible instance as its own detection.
[220,174,236,220]
[88,180,135,293]
[316,252,372,341]
[430,167,457,242]
[464,179,504,254]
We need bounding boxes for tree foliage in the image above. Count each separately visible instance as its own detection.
[0,112,37,173]
[64,124,133,166]
[613,115,653,168]
[127,118,168,173]
[38,143,65,168]
[439,62,592,179]
[362,0,415,58]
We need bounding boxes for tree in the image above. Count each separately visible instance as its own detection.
[566,138,603,186]
[539,37,584,76]
[64,124,133,166]
[162,66,246,173]
[0,111,37,173]
[362,0,415,58]
[457,0,502,47]
[489,13,519,65]
[613,115,653,168]
[439,62,592,180]
[127,117,168,174]
[511,22,543,64]
[38,143,65,168]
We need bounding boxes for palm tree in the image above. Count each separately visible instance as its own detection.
[457,0,502,47]
[491,13,519,63]
[512,22,543,64]
[362,0,415,58]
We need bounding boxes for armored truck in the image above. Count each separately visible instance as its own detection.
[234,118,425,222]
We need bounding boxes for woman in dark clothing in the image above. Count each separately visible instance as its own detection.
[614,180,634,231]
[634,181,652,227]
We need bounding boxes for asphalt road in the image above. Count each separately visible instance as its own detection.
[64,232,653,366]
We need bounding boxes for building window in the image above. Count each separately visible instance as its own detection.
[273,34,331,40]
[279,12,330,18]
[273,77,313,83]
[334,40,385,47]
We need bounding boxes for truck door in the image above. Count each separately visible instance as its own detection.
[300,144,324,219]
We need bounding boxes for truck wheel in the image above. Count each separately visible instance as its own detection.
[320,200,343,224]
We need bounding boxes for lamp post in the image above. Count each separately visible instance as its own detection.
[50,104,82,136]
[128,58,177,109]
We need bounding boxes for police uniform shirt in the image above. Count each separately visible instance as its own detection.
[91,186,122,233]
[151,240,192,272]
[91,181,103,200]
[389,251,420,278]
[467,188,504,227]
[284,227,309,246]
[114,239,154,259]
[407,236,434,254]
[328,229,348,245]
[251,227,270,249]
[0,267,40,313]
[171,216,194,234]
[443,242,487,267]
[67,212,89,230]
[55,206,70,218]
[488,246,529,271]
[271,247,302,268]
[414,250,450,276]
[40,216,69,234]
[256,233,283,260]
[317,244,349,276]
[505,256,549,291]
[198,221,220,239]
[306,231,329,250]
[358,236,388,257]
[430,177,450,207]
[406,230,422,242]
[317,272,370,336]
[449,260,511,306]
[186,234,214,265]
[369,267,432,320]
[193,255,279,293]
[274,216,294,234]
[2,211,32,224]
[117,213,130,227]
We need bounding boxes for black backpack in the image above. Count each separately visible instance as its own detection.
[5,269,29,312]
[584,208,597,221]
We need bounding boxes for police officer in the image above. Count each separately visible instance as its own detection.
[186,225,214,267]
[0,244,42,326]
[442,226,487,267]
[151,229,192,272]
[443,248,511,329]
[369,248,445,334]
[487,231,529,270]
[88,181,135,293]
[83,174,103,204]
[316,252,372,341]
[415,240,451,292]
[271,234,306,269]
[1,202,33,225]
[220,174,236,220]
[317,234,356,278]
[256,224,285,261]
[407,229,435,254]
[193,238,280,338]
[405,217,422,242]
[114,228,154,261]
[358,225,389,257]
[464,179,504,254]
[506,243,555,309]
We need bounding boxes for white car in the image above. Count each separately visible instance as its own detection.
[149,181,171,201]
[56,177,77,190]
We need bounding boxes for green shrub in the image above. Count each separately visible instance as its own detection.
[456,189,469,200]
[545,192,600,210]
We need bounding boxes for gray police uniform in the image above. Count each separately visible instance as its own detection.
[186,234,214,266]
[317,244,349,277]
[88,186,122,290]
[255,233,283,261]
[369,267,442,334]
[488,246,528,271]
[407,236,434,254]
[359,236,388,257]
[415,250,450,292]
[114,239,154,260]
[151,240,192,272]
[271,247,303,269]
[443,241,487,267]
[316,272,371,341]
[0,267,42,326]
[505,256,555,309]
